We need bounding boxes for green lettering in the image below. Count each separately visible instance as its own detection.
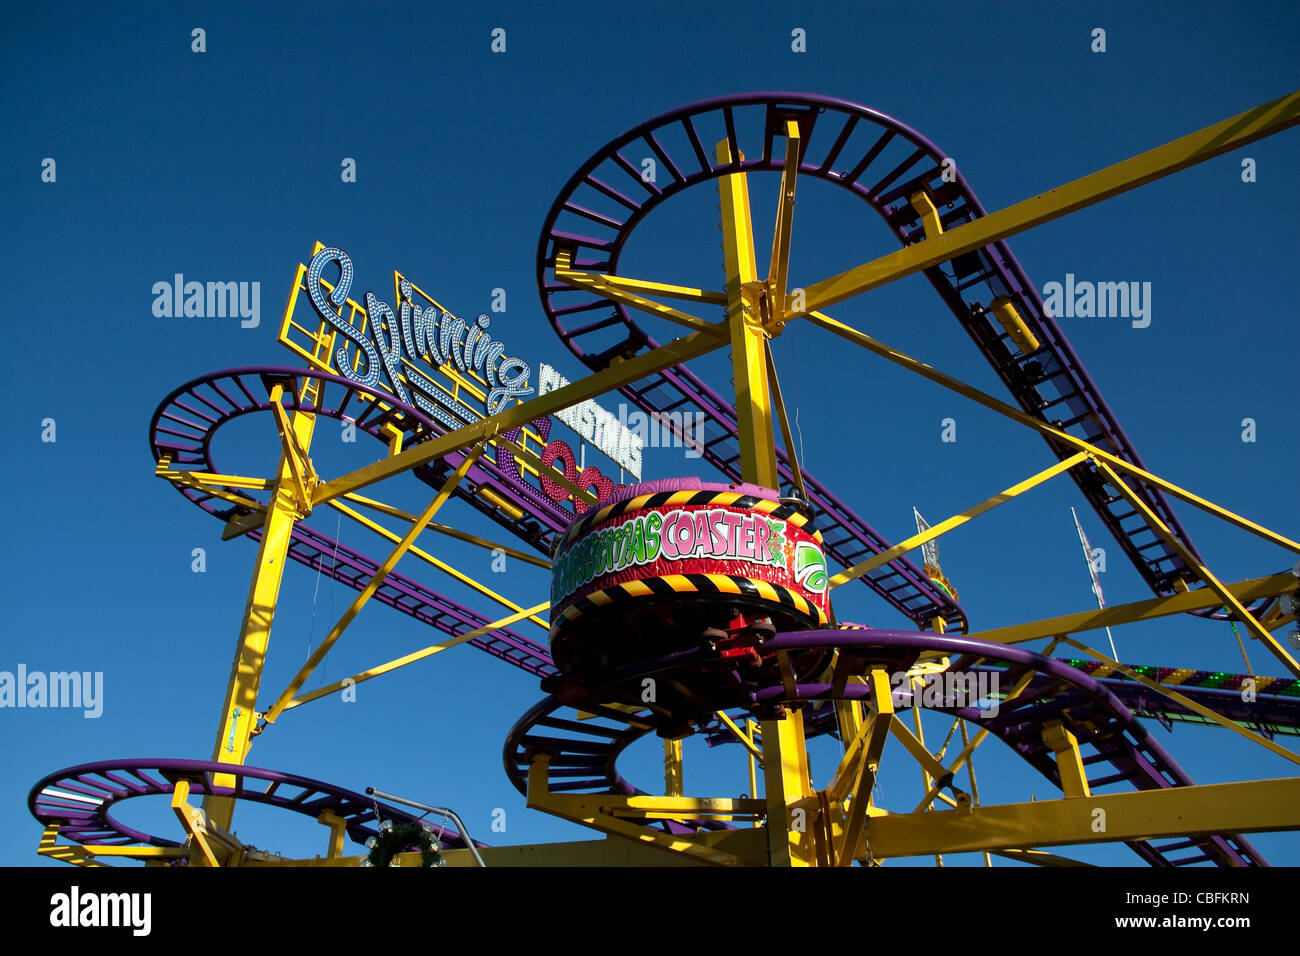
[645,512,663,561]
[630,516,647,563]
[617,522,633,570]
[605,527,619,574]
[767,519,786,565]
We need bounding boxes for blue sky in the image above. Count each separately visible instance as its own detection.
[2,1,1296,866]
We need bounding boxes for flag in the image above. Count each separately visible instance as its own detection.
[1072,507,1105,607]
[914,507,940,571]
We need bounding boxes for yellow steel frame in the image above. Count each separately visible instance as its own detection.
[717,138,778,490]
[865,777,1300,859]
[260,444,488,728]
[102,89,1297,869]
[282,602,549,712]
[791,89,1300,316]
[204,384,317,831]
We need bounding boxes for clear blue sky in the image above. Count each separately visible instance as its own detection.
[2,0,1296,866]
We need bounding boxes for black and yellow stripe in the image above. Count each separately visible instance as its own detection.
[560,490,820,550]
[551,571,828,636]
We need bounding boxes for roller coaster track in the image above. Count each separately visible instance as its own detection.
[535,92,1269,630]
[148,367,557,679]
[29,759,477,857]
[137,95,1294,866]
[505,628,1284,866]
[1058,660,1300,738]
[145,364,1296,865]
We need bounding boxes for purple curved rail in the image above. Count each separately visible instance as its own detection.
[505,627,1267,866]
[535,92,1269,624]
[29,759,478,855]
[149,366,556,677]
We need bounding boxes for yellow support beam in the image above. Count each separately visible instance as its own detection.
[664,738,684,798]
[908,189,943,240]
[37,825,111,867]
[42,843,184,860]
[311,319,731,506]
[1042,720,1091,798]
[907,672,942,866]
[960,721,993,867]
[868,777,1300,859]
[831,451,1089,588]
[156,471,265,520]
[341,492,551,568]
[1058,637,1300,768]
[551,254,733,303]
[990,295,1040,354]
[268,385,318,514]
[325,499,551,631]
[318,810,348,859]
[717,137,778,489]
[832,674,866,765]
[525,756,764,866]
[261,445,485,727]
[760,708,815,866]
[174,779,244,867]
[715,710,764,765]
[806,309,1300,556]
[914,666,1040,812]
[285,602,549,711]
[493,430,598,507]
[966,572,1297,646]
[829,669,893,867]
[887,720,959,809]
[560,269,727,305]
[991,848,1093,867]
[764,341,806,500]
[155,461,274,491]
[1092,458,1300,679]
[768,119,802,314]
[205,398,316,830]
[555,260,728,338]
[794,89,1300,316]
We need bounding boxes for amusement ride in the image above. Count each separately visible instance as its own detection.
[28,90,1300,867]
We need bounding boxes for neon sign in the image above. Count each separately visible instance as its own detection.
[304,246,533,419]
[279,244,633,518]
[538,363,642,480]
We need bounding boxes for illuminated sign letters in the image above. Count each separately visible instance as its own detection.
[305,246,534,418]
[538,363,643,480]
[284,244,638,519]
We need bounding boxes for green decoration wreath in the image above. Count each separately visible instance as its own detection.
[361,819,444,868]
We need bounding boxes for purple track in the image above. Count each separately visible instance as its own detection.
[505,628,1271,866]
[29,93,1291,866]
[28,759,478,854]
[149,366,556,678]
[534,92,1275,626]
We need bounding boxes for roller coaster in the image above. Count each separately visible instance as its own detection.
[30,91,1300,867]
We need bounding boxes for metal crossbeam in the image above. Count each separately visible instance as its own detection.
[867,777,1300,859]
[311,322,731,505]
[794,89,1300,316]
[262,446,485,727]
